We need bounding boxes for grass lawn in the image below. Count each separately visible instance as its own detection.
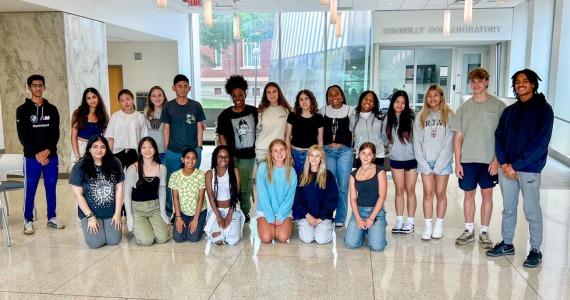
[201,98,232,108]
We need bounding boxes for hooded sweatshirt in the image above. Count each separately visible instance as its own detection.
[413,110,454,175]
[495,93,554,173]
[352,111,386,158]
[16,98,60,159]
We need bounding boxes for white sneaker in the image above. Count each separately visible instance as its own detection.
[432,225,444,239]
[392,220,404,233]
[47,217,65,229]
[421,227,433,240]
[400,222,414,234]
[24,221,34,235]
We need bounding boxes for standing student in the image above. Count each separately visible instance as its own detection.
[217,75,258,223]
[162,74,206,216]
[170,148,207,242]
[451,68,506,248]
[293,145,338,244]
[486,69,554,268]
[69,136,124,249]
[285,89,324,174]
[413,85,454,241]
[256,139,297,243]
[319,85,354,227]
[145,86,168,164]
[17,74,64,235]
[124,137,170,246]
[204,146,245,246]
[352,91,386,168]
[71,88,109,162]
[255,82,292,163]
[382,91,417,234]
[104,89,148,170]
[343,143,388,251]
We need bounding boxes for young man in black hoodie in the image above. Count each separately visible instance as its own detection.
[16,74,65,235]
[486,69,554,268]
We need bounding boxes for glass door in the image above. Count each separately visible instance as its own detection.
[452,46,489,110]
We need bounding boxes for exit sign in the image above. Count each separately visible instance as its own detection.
[183,0,202,6]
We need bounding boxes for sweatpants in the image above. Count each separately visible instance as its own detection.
[298,218,334,244]
[23,156,58,222]
[81,217,122,249]
[499,171,543,250]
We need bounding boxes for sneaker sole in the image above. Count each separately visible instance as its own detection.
[479,242,493,249]
[523,260,542,268]
[432,235,443,239]
[486,251,515,257]
[421,236,432,241]
[400,230,414,234]
[455,238,475,245]
[24,231,34,235]
[47,224,65,229]
[391,229,401,234]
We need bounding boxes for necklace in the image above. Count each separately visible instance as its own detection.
[361,164,373,174]
[142,163,158,183]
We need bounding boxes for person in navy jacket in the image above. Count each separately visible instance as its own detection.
[293,145,338,244]
[486,69,554,269]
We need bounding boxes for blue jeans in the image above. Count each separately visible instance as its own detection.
[291,148,307,175]
[23,156,58,222]
[344,206,387,251]
[324,145,353,224]
[165,147,202,216]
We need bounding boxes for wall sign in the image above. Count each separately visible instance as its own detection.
[374,9,513,44]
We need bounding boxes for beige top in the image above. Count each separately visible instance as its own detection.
[254,106,289,160]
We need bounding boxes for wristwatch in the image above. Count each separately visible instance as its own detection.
[198,146,203,150]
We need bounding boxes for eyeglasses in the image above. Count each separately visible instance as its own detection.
[217,156,230,160]
[29,84,44,89]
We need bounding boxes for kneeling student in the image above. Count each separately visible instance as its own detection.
[204,146,245,246]
[293,145,338,244]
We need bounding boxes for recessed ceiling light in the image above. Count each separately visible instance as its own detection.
[386,3,394,5]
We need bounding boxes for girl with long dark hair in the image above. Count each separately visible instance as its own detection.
[255,82,292,163]
[382,91,418,235]
[352,91,386,168]
[170,148,207,242]
[69,135,124,249]
[123,137,170,246]
[71,88,109,163]
[204,146,245,246]
[144,86,168,164]
[319,85,354,227]
[285,89,324,174]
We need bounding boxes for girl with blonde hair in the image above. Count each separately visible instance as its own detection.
[413,84,455,241]
[293,145,339,244]
[256,139,297,243]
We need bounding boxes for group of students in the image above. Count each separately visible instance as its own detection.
[16,66,553,268]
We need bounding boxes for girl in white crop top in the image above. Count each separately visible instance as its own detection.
[204,146,245,246]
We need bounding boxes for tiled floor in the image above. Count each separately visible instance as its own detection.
[0,153,569,299]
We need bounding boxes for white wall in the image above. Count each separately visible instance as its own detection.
[526,0,555,98]
[107,42,179,100]
[507,1,529,97]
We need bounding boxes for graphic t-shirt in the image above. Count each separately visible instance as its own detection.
[161,99,206,153]
[68,158,125,219]
[217,105,258,159]
[168,169,207,216]
[146,110,165,153]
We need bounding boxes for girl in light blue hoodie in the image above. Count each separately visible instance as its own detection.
[413,84,454,241]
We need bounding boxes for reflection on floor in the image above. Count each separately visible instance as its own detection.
[0,152,569,299]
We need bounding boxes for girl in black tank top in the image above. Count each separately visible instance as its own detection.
[343,143,388,252]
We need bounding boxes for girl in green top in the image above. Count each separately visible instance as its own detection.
[169,148,207,242]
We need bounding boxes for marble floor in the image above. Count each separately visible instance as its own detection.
[0,153,569,300]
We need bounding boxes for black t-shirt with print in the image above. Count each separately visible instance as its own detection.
[216,105,258,159]
[69,158,125,219]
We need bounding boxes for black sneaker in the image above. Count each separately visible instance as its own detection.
[523,248,542,268]
[244,213,250,223]
[486,241,515,257]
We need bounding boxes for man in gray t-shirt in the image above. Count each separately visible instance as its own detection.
[451,68,507,249]
[161,74,206,216]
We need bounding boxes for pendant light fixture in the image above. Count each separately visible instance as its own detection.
[157,0,167,9]
[496,0,508,3]
[330,0,338,24]
[320,0,330,7]
[464,0,473,24]
[233,1,240,40]
[204,0,213,28]
[443,10,451,36]
[335,12,342,38]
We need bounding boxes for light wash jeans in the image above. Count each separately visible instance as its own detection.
[205,208,244,246]
[298,218,333,244]
[164,147,202,216]
[291,148,308,175]
[499,171,543,250]
[324,145,353,224]
[344,206,387,251]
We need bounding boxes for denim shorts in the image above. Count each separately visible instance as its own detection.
[458,163,498,191]
[389,159,417,171]
[418,162,453,175]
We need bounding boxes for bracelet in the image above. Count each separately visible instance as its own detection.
[85,212,96,219]
[176,215,182,218]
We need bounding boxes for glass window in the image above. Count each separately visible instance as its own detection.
[242,41,260,68]
[378,49,415,112]
[416,49,453,110]
[214,49,222,69]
